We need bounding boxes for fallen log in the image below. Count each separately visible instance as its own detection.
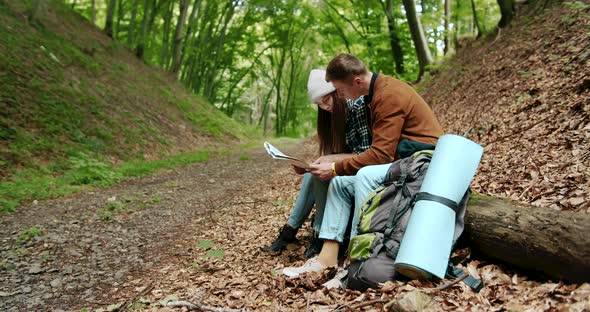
[464,196,590,283]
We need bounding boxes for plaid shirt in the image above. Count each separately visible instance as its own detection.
[345,96,372,154]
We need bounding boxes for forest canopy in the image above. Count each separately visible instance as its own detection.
[65,0,502,137]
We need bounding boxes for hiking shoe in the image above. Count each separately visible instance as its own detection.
[282,257,336,278]
[304,235,323,259]
[322,268,348,290]
[261,224,298,252]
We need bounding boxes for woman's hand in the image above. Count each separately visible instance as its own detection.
[310,162,335,181]
[292,165,307,175]
[313,155,335,164]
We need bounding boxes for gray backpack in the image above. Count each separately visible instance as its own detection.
[345,151,480,291]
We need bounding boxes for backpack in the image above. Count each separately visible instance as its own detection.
[344,151,482,291]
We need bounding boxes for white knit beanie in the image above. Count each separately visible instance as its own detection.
[307,69,335,102]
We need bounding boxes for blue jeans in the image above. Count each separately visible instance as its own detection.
[286,173,329,232]
[318,163,391,242]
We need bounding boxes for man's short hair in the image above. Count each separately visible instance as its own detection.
[326,54,368,82]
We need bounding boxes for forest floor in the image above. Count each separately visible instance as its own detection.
[1,141,589,311]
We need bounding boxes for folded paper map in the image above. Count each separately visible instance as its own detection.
[264,142,310,169]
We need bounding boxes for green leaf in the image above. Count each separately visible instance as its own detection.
[203,249,225,259]
[197,240,215,249]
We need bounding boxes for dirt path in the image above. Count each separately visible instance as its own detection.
[1,141,588,311]
[0,140,316,311]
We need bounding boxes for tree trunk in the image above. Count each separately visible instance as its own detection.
[402,0,433,82]
[453,0,460,48]
[171,0,190,75]
[104,0,117,37]
[29,0,46,22]
[444,0,451,55]
[160,1,174,67]
[91,0,96,24]
[135,0,150,58]
[464,197,590,283]
[382,0,405,74]
[115,0,124,39]
[497,0,515,28]
[470,0,482,38]
[127,0,139,45]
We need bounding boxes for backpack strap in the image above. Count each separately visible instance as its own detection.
[384,160,413,239]
[445,262,484,292]
[414,192,459,214]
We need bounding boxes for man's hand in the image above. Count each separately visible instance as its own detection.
[310,162,335,181]
[292,165,307,175]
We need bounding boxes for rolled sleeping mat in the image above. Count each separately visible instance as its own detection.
[394,134,483,280]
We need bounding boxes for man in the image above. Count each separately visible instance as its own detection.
[261,69,371,257]
[283,53,443,279]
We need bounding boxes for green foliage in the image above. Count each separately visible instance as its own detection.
[147,196,161,204]
[66,153,121,187]
[197,240,216,249]
[98,200,128,221]
[16,226,43,244]
[239,154,250,161]
[564,1,590,11]
[0,198,20,213]
[203,249,225,259]
[116,150,210,177]
[198,240,225,259]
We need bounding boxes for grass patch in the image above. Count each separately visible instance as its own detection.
[98,200,128,221]
[16,226,43,244]
[0,149,212,213]
[116,150,211,177]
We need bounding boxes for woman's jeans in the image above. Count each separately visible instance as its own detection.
[286,173,329,233]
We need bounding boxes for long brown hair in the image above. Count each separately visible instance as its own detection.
[317,93,347,156]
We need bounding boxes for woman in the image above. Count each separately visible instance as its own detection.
[261,69,371,257]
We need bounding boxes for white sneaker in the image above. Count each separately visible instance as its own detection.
[322,268,348,290]
[282,257,336,278]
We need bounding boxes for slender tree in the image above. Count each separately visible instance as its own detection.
[380,0,405,74]
[91,0,96,24]
[160,1,174,66]
[104,0,117,37]
[135,0,150,58]
[115,0,124,38]
[497,0,515,28]
[453,0,460,48]
[470,0,482,38]
[402,0,433,81]
[444,0,451,54]
[171,0,190,75]
[127,0,139,45]
[29,0,46,22]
